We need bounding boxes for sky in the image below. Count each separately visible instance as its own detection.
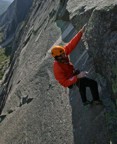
[2,0,14,2]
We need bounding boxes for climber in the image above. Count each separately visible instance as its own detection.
[51,25,102,106]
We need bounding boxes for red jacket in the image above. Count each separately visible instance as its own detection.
[53,31,83,87]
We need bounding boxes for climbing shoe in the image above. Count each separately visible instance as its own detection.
[83,100,91,106]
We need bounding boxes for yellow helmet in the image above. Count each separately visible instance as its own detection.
[51,45,65,57]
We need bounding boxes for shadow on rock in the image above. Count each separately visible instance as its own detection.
[0,115,6,123]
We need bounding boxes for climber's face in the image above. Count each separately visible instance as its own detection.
[55,53,67,63]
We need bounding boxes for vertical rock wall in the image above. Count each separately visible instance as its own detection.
[0,0,74,144]
[67,0,117,143]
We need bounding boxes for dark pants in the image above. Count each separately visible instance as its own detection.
[76,77,100,103]
[68,77,100,103]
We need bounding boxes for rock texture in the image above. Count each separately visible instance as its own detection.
[0,0,74,144]
[67,0,117,143]
[0,0,117,144]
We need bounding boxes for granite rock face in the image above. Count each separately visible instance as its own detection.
[0,0,117,144]
[0,0,74,144]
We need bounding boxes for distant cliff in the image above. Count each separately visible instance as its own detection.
[0,0,117,144]
[0,0,33,44]
[0,0,11,16]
